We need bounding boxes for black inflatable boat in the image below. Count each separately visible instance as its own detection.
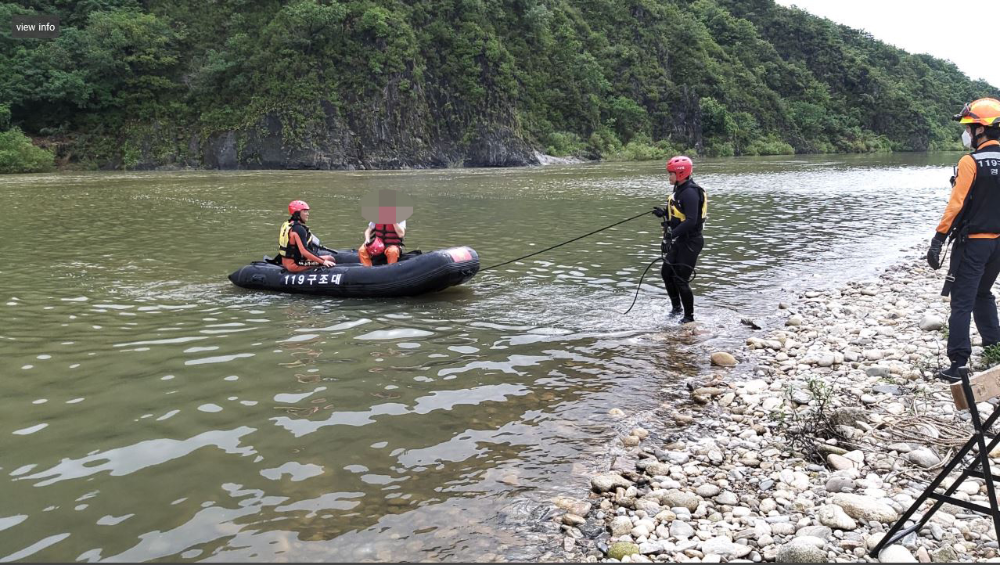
[228,247,479,297]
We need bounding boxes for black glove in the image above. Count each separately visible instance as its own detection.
[927,237,944,270]
[652,207,666,218]
[949,175,956,187]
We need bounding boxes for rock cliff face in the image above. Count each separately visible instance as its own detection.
[134,85,539,170]
[200,116,537,170]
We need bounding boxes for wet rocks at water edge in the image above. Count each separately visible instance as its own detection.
[558,247,1000,563]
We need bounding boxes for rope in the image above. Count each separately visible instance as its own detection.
[621,256,663,315]
[480,210,651,272]
[478,208,699,317]
[619,246,698,315]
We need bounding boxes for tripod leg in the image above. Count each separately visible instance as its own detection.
[871,392,1000,557]
[965,378,1000,546]
[870,434,980,556]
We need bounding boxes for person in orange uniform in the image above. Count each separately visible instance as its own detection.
[358,220,406,266]
[278,200,335,273]
[927,98,1000,380]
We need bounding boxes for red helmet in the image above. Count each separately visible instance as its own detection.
[288,200,310,215]
[367,236,386,256]
[666,156,693,182]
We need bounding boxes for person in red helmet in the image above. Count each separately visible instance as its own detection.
[926,98,1000,381]
[652,156,707,324]
[358,219,406,267]
[278,200,335,273]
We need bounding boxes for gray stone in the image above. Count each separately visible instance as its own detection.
[931,546,958,563]
[562,513,586,526]
[866,366,892,378]
[642,462,672,477]
[638,541,664,555]
[791,389,813,404]
[610,516,634,536]
[662,451,690,465]
[887,442,914,453]
[776,538,827,563]
[670,520,695,539]
[701,537,752,558]
[818,504,857,530]
[796,525,833,540]
[792,536,827,549]
[872,384,903,395]
[771,523,796,536]
[919,314,945,331]
[661,490,700,512]
[827,454,855,471]
[715,491,740,506]
[907,448,941,469]
[832,493,899,523]
[592,473,632,493]
[635,499,662,515]
[825,477,855,493]
[696,484,721,498]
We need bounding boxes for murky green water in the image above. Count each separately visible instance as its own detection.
[0,153,960,561]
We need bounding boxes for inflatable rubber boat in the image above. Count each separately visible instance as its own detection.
[228,247,479,297]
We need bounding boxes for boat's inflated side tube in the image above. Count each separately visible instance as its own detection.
[228,247,479,298]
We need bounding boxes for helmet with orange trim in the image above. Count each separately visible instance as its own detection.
[953,98,1000,128]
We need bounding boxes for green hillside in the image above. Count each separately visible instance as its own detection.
[3,0,997,171]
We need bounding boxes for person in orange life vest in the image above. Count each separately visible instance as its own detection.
[926,98,1000,381]
[358,220,406,266]
[278,200,335,273]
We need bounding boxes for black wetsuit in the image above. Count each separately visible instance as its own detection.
[660,179,705,319]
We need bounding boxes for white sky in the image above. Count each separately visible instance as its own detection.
[774,0,999,89]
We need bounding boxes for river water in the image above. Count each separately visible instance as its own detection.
[0,153,958,562]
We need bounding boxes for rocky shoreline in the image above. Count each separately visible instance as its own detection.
[551,248,1000,563]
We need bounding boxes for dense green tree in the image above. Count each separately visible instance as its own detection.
[2,0,998,169]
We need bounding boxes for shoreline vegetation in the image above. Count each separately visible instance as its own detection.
[552,249,1000,563]
[5,0,999,174]
[0,137,973,176]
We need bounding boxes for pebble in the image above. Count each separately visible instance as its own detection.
[817,504,857,530]
[879,544,917,563]
[715,491,739,506]
[776,537,827,563]
[568,256,999,564]
[696,484,721,497]
[710,352,738,367]
[907,448,942,468]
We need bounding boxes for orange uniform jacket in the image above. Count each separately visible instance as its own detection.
[937,140,1000,239]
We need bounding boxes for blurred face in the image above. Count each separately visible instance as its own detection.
[299,209,310,222]
[668,171,677,184]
